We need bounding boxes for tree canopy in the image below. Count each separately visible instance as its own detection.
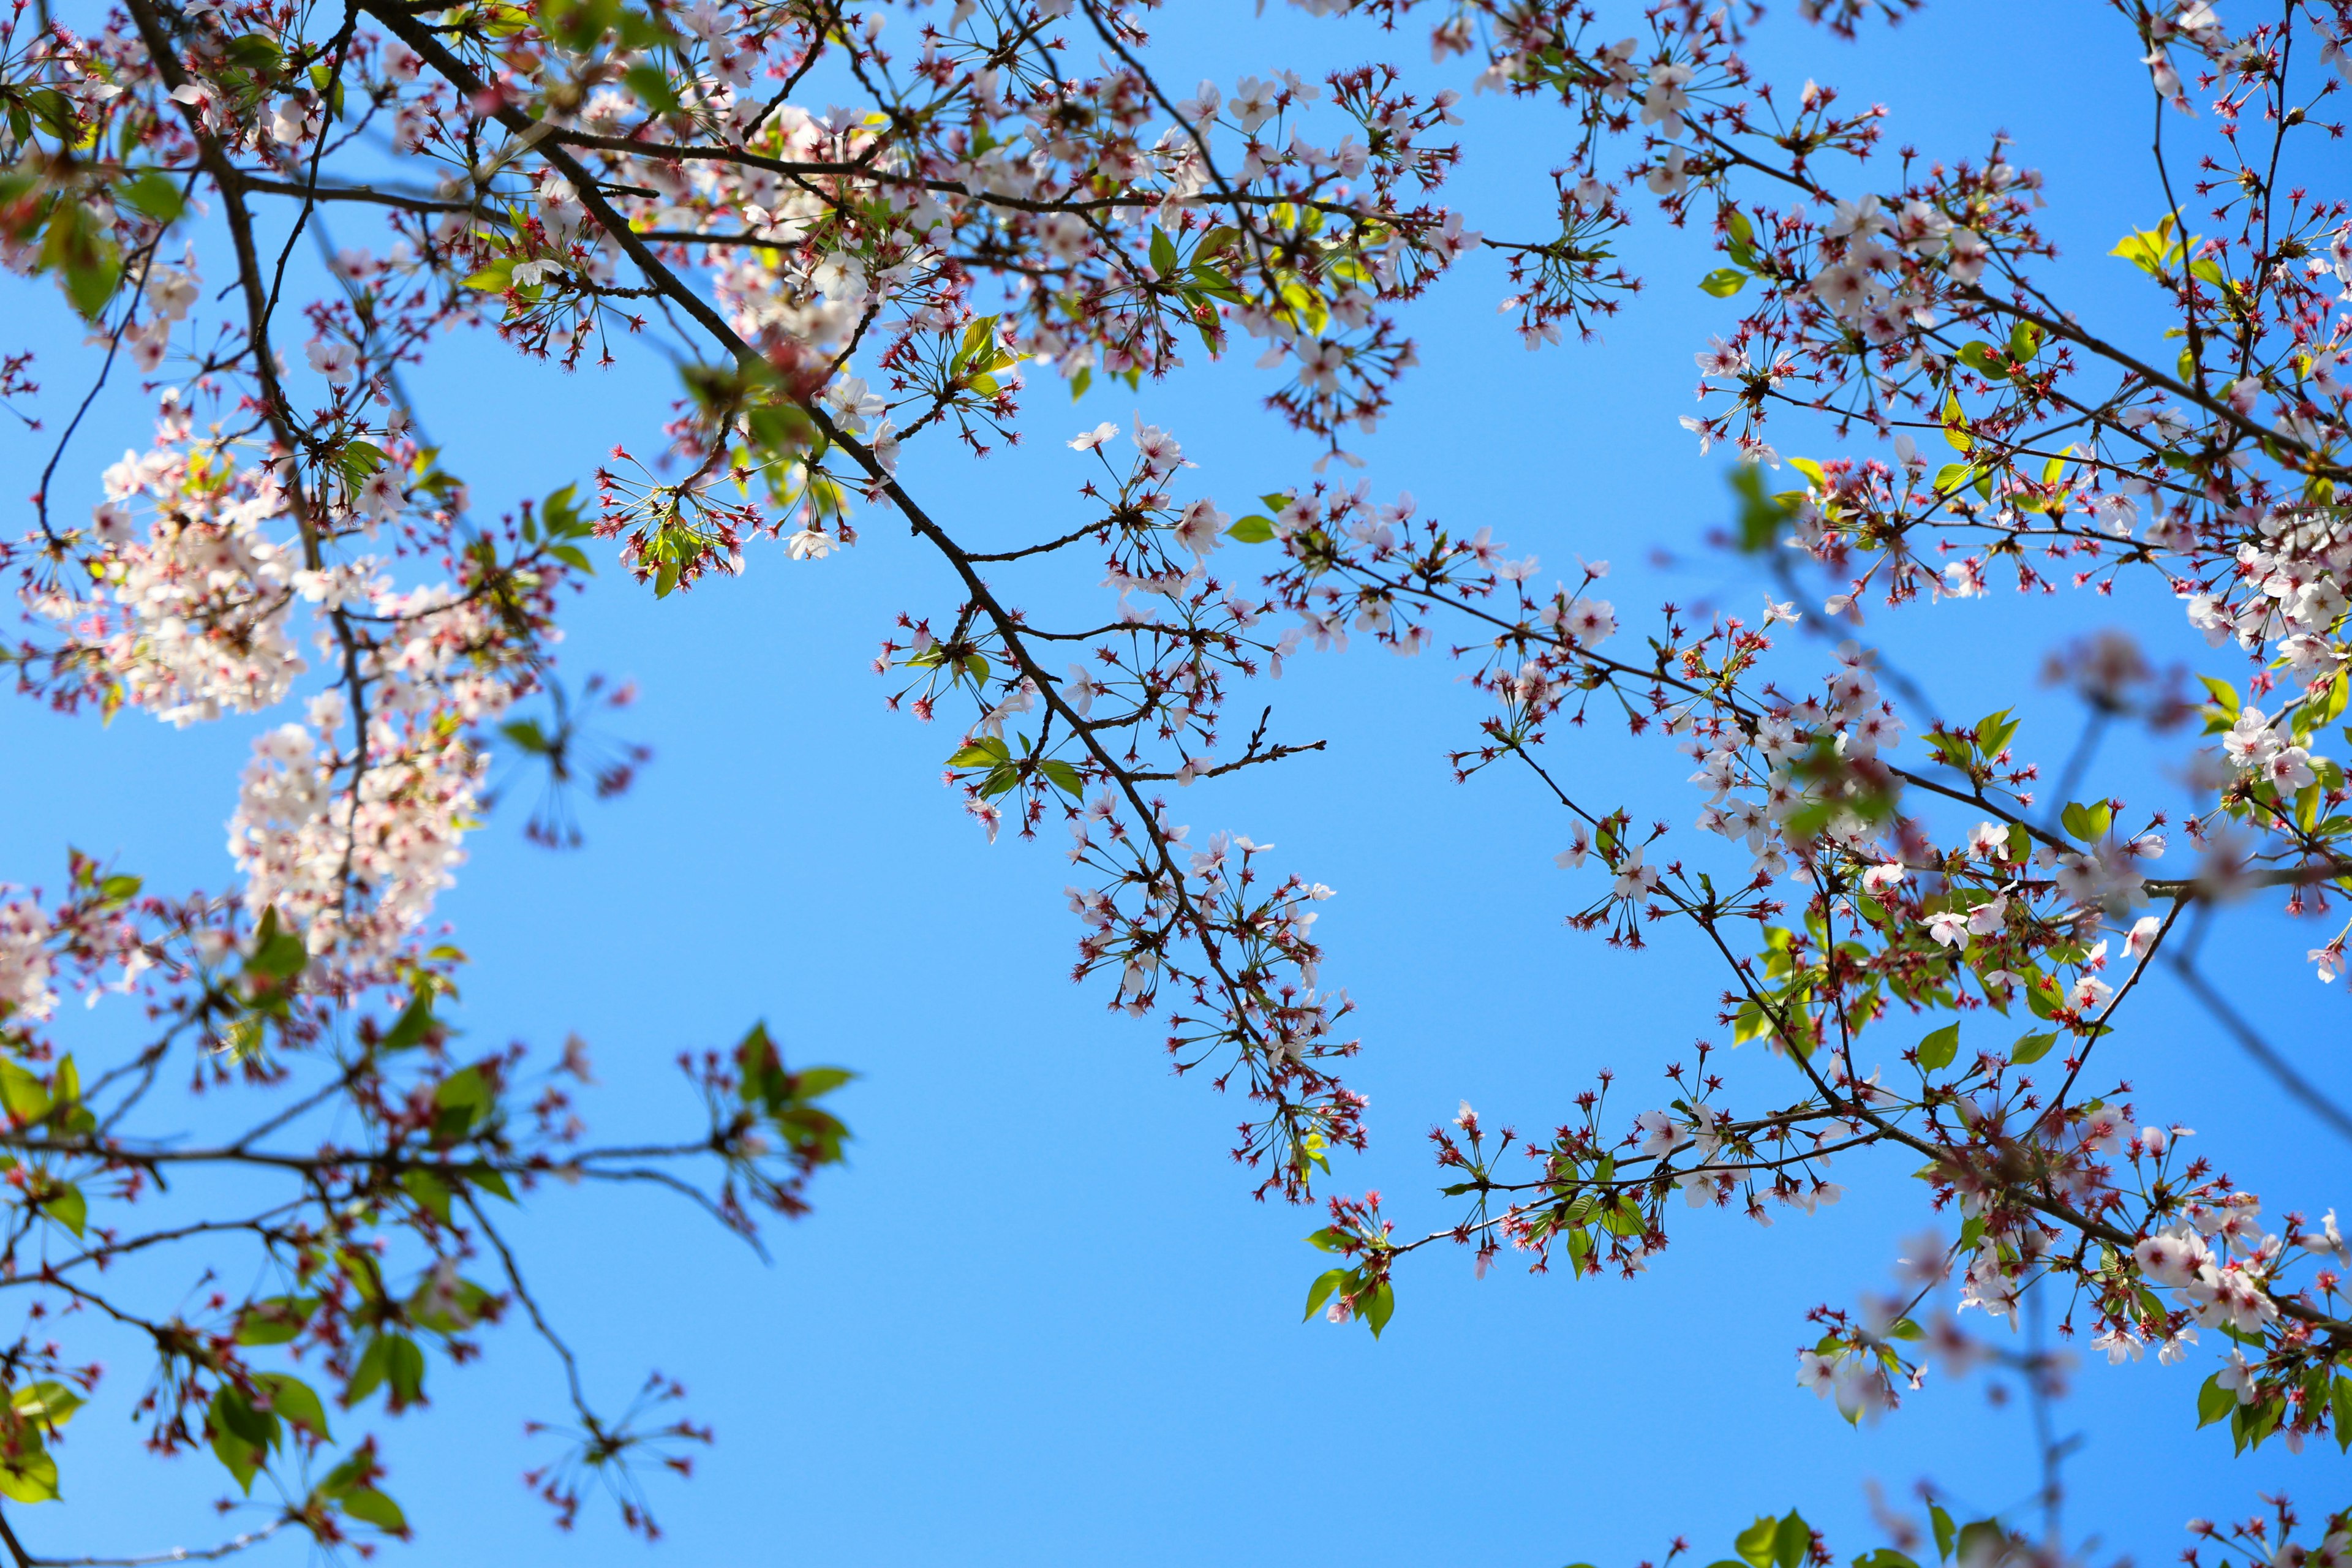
[0,0,2349,1560]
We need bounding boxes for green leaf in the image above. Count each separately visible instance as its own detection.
[67,249,124,318]
[1941,390,1971,452]
[948,739,1009,768]
[0,1444,59,1504]
[462,260,515,292]
[1784,456,1827,494]
[1360,1279,1395,1338]
[1929,1505,1956,1561]
[793,1066,853,1099]
[17,87,77,141]
[401,1169,453,1223]
[541,482,584,535]
[614,5,671,48]
[236,1295,315,1346]
[1976,709,2019,759]
[736,1020,788,1111]
[954,314,1001,370]
[208,1385,277,1493]
[117,170,187,224]
[2232,1390,2284,1452]
[320,1449,372,1495]
[1917,1022,1959,1072]
[347,1333,426,1409]
[464,1163,517,1202]
[1278,279,1329,336]
[11,1382,81,1430]
[1699,267,1748,297]
[246,908,309,981]
[338,440,386,483]
[2320,672,2350,727]
[1730,464,1793,552]
[2109,227,2165,274]
[1773,1512,1811,1568]
[1186,263,1247,304]
[1736,1517,1779,1568]
[430,1066,494,1145]
[310,61,347,119]
[41,200,122,320]
[2332,1374,2352,1452]
[256,1373,330,1441]
[1304,1227,1348,1253]
[1955,1524,2007,1568]
[1148,226,1180,278]
[38,1183,85,1238]
[1039,759,1084,799]
[1956,341,1999,374]
[219,1384,279,1449]
[0,1063,48,1123]
[2059,800,2113,842]
[1302,1267,1349,1322]
[2197,1372,2236,1427]
[2024,971,2063,1020]
[380,987,439,1053]
[341,1486,407,1531]
[2010,1031,2057,1065]
[224,31,282,70]
[623,63,679,113]
[1226,514,1276,543]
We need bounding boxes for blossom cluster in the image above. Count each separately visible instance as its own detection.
[34,426,305,726]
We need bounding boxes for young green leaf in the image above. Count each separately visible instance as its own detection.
[341,1487,408,1531]
[2010,1031,2058,1065]
[256,1373,331,1442]
[1302,1267,1349,1322]
[1929,1504,1956,1562]
[1360,1279,1396,1338]
[1773,1512,1812,1568]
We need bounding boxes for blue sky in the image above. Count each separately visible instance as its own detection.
[1,0,2345,1561]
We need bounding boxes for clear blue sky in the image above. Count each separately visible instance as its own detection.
[2,1,2344,1561]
